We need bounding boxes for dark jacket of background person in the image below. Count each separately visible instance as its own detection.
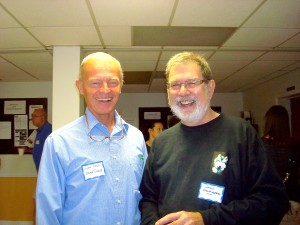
[262,105,300,203]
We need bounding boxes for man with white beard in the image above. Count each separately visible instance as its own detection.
[139,52,289,225]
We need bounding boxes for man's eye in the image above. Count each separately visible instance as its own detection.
[187,80,197,85]
[87,80,101,87]
[92,81,101,86]
[170,83,181,88]
[108,80,119,87]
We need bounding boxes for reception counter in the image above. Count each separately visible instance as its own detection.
[0,155,37,225]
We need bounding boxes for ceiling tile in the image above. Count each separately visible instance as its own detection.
[0,0,93,26]
[0,28,43,49]
[90,0,175,26]
[0,6,20,28]
[100,26,132,46]
[2,52,52,62]
[173,0,263,26]
[244,0,300,28]
[279,33,300,48]
[28,27,101,46]
[258,52,300,61]
[223,28,300,48]
[234,60,294,78]
[282,61,300,71]
[209,51,265,60]
[209,60,251,72]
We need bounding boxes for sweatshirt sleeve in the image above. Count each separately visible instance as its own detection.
[139,150,160,225]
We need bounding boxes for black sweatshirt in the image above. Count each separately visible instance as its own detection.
[139,113,289,225]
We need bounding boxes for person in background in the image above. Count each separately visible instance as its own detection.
[139,52,289,225]
[262,105,300,224]
[30,108,52,225]
[146,121,164,153]
[167,115,180,128]
[31,108,52,171]
[36,52,147,225]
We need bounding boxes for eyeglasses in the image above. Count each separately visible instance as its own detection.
[167,79,210,91]
[85,114,125,142]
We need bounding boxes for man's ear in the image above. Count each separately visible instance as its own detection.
[207,80,215,99]
[76,80,83,95]
[120,79,124,93]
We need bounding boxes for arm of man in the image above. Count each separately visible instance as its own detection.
[139,151,161,225]
[36,136,65,225]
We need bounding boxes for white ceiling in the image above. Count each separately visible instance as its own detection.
[0,0,299,93]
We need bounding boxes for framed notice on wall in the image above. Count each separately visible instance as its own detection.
[0,98,47,154]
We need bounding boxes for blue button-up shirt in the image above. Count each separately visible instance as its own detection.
[36,108,147,225]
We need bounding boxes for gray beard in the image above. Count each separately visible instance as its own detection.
[169,96,210,124]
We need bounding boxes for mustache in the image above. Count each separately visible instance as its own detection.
[175,95,196,103]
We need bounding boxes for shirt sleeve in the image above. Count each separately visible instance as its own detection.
[36,135,65,225]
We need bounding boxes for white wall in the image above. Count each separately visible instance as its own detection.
[243,69,300,135]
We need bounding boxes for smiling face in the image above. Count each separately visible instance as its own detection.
[76,55,123,122]
[167,62,215,126]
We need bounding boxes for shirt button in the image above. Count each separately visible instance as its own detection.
[116,222,121,225]
[115,177,120,182]
[112,155,117,159]
[116,199,121,204]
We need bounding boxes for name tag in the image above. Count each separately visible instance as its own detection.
[198,182,225,203]
[82,161,105,180]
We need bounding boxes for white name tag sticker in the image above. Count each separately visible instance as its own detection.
[82,161,105,180]
[198,182,225,203]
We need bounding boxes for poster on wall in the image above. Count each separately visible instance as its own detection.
[144,112,161,120]
[14,114,28,147]
[0,121,11,139]
[4,100,26,114]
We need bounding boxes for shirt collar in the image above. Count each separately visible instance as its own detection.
[84,108,128,137]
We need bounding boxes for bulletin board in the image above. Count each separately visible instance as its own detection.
[0,98,47,154]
